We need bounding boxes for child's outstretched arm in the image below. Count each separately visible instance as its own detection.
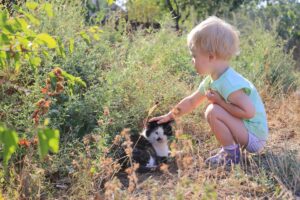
[149,91,206,124]
[206,89,255,119]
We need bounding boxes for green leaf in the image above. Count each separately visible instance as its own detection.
[88,26,98,33]
[0,51,7,60]
[43,3,53,18]
[93,34,100,41]
[26,1,39,10]
[61,70,86,90]
[56,38,66,58]
[29,56,41,67]
[80,31,90,45]
[107,0,114,5]
[17,37,30,48]
[38,128,60,159]
[67,80,74,96]
[12,52,21,73]
[61,71,74,81]
[0,10,8,27]
[0,124,19,166]
[0,33,9,45]
[36,33,57,49]
[14,59,21,73]
[2,24,14,34]
[15,18,29,31]
[42,50,49,58]
[69,38,74,54]
[23,12,40,25]
[4,18,23,34]
[74,77,87,87]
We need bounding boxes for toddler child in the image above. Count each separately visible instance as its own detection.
[150,16,268,167]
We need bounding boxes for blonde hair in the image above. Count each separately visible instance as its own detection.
[187,16,240,60]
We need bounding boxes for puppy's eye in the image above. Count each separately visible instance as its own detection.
[155,132,158,135]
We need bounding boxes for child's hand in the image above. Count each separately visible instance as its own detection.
[205,89,224,104]
[149,112,173,124]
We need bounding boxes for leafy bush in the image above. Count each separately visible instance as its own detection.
[39,9,298,142]
[231,13,297,95]
[48,28,194,140]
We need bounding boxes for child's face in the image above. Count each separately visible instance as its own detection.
[190,48,212,75]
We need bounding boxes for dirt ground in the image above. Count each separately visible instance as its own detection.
[107,93,300,199]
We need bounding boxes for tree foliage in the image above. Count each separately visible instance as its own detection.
[0,124,18,167]
[0,2,57,76]
[0,0,101,167]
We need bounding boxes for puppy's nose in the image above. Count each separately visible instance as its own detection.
[157,137,162,142]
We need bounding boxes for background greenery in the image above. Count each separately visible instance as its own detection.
[0,0,299,199]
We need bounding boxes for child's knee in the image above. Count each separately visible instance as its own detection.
[205,103,222,121]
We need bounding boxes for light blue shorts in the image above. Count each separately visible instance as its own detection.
[245,132,267,153]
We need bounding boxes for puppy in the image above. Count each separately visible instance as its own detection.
[117,121,173,172]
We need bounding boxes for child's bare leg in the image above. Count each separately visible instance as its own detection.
[205,103,248,147]
[204,103,249,166]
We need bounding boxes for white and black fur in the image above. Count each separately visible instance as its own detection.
[117,121,173,172]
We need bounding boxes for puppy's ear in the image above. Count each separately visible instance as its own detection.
[163,126,173,136]
[147,121,159,128]
[162,121,174,136]
[145,121,158,137]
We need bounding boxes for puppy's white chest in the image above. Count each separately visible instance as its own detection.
[152,142,169,157]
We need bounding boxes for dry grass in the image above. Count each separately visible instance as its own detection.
[93,93,300,199]
[2,95,299,200]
